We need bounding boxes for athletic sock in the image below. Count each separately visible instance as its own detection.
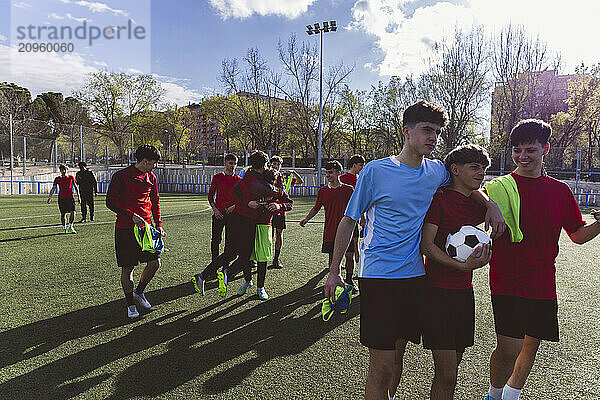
[489,385,503,400]
[135,282,148,295]
[63,225,67,230]
[502,385,522,400]
[69,223,73,228]
[273,249,280,263]
[125,292,135,306]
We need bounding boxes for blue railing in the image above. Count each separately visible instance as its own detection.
[0,180,322,197]
[573,192,600,207]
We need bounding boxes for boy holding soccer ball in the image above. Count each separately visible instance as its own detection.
[420,144,492,400]
[484,120,600,400]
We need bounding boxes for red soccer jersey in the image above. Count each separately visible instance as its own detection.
[490,173,585,299]
[424,189,487,289]
[53,175,76,198]
[208,172,242,213]
[106,165,162,229]
[274,172,296,216]
[314,183,354,242]
[340,172,358,188]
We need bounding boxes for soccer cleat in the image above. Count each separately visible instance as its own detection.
[67,226,77,234]
[90,217,94,221]
[346,279,359,294]
[321,285,352,321]
[217,270,228,297]
[79,218,87,223]
[269,260,284,269]
[127,305,140,318]
[257,287,269,300]
[484,395,499,400]
[237,280,253,296]
[191,274,205,295]
[133,291,151,309]
[62,227,67,234]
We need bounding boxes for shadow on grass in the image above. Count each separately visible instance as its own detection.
[0,223,62,231]
[0,269,359,399]
[0,232,65,242]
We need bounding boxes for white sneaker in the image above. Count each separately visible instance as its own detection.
[133,291,151,309]
[237,280,253,295]
[257,287,269,300]
[127,305,139,318]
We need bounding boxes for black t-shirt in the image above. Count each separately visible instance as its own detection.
[76,169,97,194]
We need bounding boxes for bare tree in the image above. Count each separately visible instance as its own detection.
[220,47,284,151]
[420,26,490,155]
[274,34,353,160]
[491,24,560,145]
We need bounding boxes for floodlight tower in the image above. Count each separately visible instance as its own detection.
[306,20,337,186]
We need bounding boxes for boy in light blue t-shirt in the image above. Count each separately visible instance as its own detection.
[325,100,506,400]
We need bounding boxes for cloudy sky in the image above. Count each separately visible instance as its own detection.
[1,0,599,105]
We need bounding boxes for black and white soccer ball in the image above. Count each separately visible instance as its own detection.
[445,225,490,263]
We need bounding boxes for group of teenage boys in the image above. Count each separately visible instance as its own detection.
[47,161,98,233]
[81,98,598,398]
[323,100,600,400]
[191,151,293,300]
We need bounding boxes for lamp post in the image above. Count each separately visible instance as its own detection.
[306,20,336,186]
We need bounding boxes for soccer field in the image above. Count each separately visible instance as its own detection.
[0,194,599,400]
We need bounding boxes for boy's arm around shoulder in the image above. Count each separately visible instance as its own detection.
[471,189,506,239]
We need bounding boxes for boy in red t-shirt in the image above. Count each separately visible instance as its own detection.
[340,154,365,262]
[106,145,165,319]
[484,120,600,400]
[420,145,492,399]
[269,155,302,269]
[207,154,241,261]
[47,164,80,233]
[300,160,357,291]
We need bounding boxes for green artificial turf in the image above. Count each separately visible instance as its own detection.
[0,194,599,399]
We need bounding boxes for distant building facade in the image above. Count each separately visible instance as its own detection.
[185,103,225,154]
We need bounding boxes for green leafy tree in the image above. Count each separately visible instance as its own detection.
[75,71,164,160]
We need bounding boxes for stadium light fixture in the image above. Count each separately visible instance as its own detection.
[305,20,337,186]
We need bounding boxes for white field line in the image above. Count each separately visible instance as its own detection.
[0,206,212,232]
[0,202,210,221]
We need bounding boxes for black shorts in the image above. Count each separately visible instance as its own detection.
[58,198,75,214]
[321,241,354,254]
[115,227,160,268]
[422,286,475,353]
[491,295,559,342]
[359,276,425,349]
[352,225,360,239]
[272,214,286,230]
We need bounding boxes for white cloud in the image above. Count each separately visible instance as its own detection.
[13,2,33,9]
[74,1,128,16]
[160,81,204,105]
[0,44,96,97]
[66,13,90,22]
[350,0,600,77]
[0,34,7,42]
[57,0,71,3]
[48,12,65,19]
[0,44,204,106]
[208,0,316,19]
